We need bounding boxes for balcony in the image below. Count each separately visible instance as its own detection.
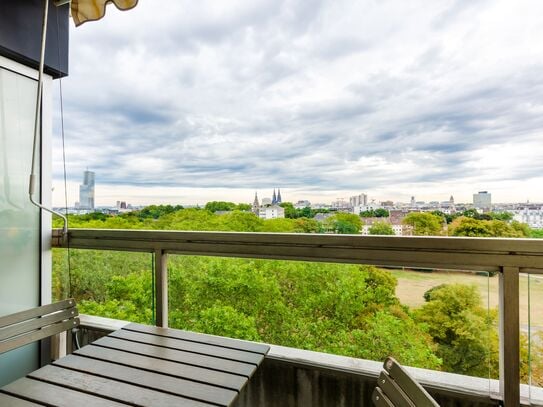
[52,228,543,406]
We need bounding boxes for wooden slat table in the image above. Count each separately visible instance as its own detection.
[0,323,270,406]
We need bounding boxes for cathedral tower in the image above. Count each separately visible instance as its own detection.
[252,192,260,214]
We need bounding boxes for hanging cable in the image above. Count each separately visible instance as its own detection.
[55,3,72,298]
[151,253,156,325]
[28,0,69,237]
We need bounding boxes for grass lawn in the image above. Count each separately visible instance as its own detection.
[390,269,543,328]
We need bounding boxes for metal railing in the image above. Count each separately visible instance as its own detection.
[52,228,543,406]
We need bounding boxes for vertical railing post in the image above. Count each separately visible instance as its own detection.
[499,266,520,406]
[154,249,168,328]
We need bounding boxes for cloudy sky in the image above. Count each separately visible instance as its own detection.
[52,0,543,207]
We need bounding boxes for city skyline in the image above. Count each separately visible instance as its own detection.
[54,177,537,208]
[52,1,543,206]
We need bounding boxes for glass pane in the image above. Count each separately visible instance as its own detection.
[394,268,497,380]
[524,273,543,404]
[53,249,154,325]
[0,67,40,386]
[166,254,496,395]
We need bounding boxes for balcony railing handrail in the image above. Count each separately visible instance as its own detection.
[52,227,543,407]
[52,228,543,273]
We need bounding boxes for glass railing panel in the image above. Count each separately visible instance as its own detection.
[52,248,154,324]
[524,272,543,404]
[392,268,497,385]
[166,254,497,391]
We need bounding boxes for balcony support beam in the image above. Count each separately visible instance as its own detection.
[499,266,520,407]
[154,249,168,328]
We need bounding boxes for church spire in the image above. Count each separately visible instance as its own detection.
[277,188,282,204]
[252,192,259,214]
[272,189,277,205]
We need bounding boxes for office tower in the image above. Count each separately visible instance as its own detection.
[473,191,491,210]
[349,193,368,207]
[79,170,95,209]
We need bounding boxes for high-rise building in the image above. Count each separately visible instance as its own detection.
[349,193,368,207]
[473,191,491,210]
[78,170,95,209]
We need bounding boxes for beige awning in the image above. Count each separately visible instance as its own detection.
[71,0,138,26]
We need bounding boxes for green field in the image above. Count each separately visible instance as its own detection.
[391,269,543,328]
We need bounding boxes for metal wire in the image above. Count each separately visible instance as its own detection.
[55,2,72,299]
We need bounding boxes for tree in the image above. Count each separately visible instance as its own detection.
[137,204,183,219]
[299,206,314,218]
[368,221,395,235]
[326,213,362,234]
[280,202,298,218]
[510,221,530,237]
[489,212,513,222]
[236,203,251,211]
[190,305,261,341]
[154,208,219,230]
[280,202,318,219]
[461,209,479,219]
[260,218,297,233]
[402,212,443,236]
[204,201,237,213]
[219,211,263,232]
[293,217,322,233]
[449,217,529,238]
[415,284,499,377]
[448,217,492,237]
[374,208,390,218]
[360,209,389,218]
[431,210,453,224]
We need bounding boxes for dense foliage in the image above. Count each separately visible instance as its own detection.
[402,212,444,236]
[360,208,389,218]
[204,201,251,212]
[368,221,395,235]
[432,209,514,224]
[279,202,330,219]
[415,284,499,377]
[448,217,529,237]
[323,213,363,234]
[53,252,440,368]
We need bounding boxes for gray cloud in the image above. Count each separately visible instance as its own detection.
[52,0,543,205]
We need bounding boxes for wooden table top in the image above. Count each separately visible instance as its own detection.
[0,323,270,406]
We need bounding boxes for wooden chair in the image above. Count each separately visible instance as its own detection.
[372,357,439,407]
[0,299,79,358]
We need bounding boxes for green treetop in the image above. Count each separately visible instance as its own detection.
[402,212,444,236]
[325,213,362,234]
[368,221,395,235]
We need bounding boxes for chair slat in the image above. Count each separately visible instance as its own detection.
[372,387,395,407]
[0,308,78,342]
[377,371,415,407]
[0,318,79,355]
[0,299,75,329]
[383,357,439,407]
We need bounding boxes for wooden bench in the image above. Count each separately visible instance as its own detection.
[0,299,79,357]
[372,357,439,407]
